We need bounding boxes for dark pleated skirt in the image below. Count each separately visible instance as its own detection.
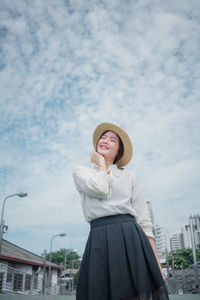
[76,214,169,300]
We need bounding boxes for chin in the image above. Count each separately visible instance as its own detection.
[97,150,106,157]
[98,151,105,156]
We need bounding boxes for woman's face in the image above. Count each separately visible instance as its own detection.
[96,131,120,163]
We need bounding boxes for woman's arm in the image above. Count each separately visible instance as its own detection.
[131,172,154,238]
[148,237,165,281]
[131,172,165,280]
[72,163,111,199]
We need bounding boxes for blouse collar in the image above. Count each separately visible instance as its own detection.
[107,164,123,176]
[94,164,123,177]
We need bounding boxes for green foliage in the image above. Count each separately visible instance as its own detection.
[168,247,200,269]
[46,249,81,269]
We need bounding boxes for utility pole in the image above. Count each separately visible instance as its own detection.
[42,250,47,295]
[189,216,199,293]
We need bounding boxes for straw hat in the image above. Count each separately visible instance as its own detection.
[93,122,133,167]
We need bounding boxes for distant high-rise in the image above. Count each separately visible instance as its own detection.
[182,214,200,249]
[146,201,169,258]
[191,214,200,246]
[146,200,155,227]
[154,224,169,258]
[182,226,192,248]
[170,232,184,251]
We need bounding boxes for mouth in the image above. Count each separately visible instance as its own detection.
[99,144,109,150]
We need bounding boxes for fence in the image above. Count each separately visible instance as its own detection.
[1,262,200,296]
[0,263,62,295]
[166,262,200,294]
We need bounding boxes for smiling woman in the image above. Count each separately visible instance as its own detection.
[72,122,169,300]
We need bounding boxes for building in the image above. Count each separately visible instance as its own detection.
[154,224,169,258]
[146,200,155,227]
[182,214,200,249]
[170,232,184,251]
[170,234,178,251]
[146,201,169,259]
[182,226,192,249]
[190,214,200,246]
[0,239,60,294]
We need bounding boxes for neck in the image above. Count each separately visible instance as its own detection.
[104,159,114,170]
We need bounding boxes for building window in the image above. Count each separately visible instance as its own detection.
[13,273,23,291]
[33,273,38,289]
[0,273,4,290]
[25,274,32,290]
[6,271,12,283]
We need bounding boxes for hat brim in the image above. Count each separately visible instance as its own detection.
[93,123,133,167]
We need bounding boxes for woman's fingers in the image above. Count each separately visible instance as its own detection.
[90,151,105,165]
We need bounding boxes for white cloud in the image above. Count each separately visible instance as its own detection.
[0,0,200,255]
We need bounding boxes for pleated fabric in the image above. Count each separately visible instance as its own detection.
[76,214,169,300]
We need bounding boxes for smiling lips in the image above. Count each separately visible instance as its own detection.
[100,144,109,150]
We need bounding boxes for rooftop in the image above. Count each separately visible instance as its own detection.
[0,239,59,269]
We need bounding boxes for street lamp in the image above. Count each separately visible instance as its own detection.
[188,216,199,292]
[71,258,82,291]
[48,233,66,293]
[62,248,77,292]
[185,216,199,293]
[0,193,28,253]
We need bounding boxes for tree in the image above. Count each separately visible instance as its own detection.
[46,249,81,269]
[168,247,200,269]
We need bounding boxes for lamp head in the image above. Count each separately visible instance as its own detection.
[18,193,28,197]
[60,233,66,237]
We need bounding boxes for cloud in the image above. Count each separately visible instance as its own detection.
[0,0,200,254]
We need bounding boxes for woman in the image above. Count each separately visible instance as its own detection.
[73,122,169,300]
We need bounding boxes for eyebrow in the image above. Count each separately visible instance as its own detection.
[110,136,118,140]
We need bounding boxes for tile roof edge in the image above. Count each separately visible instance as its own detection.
[2,239,60,269]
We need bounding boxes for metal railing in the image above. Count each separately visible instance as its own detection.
[166,262,200,294]
[0,263,60,295]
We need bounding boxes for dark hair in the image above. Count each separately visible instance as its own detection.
[113,135,124,164]
[98,131,124,165]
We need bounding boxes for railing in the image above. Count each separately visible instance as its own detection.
[0,263,60,295]
[4,261,199,296]
[166,261,200,294]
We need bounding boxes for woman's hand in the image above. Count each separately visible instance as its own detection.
[90,151,106,172]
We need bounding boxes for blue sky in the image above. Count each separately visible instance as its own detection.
[0,0,200,256]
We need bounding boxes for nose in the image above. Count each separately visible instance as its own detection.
[102,138,108,144]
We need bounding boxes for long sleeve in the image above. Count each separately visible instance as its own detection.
[72,165,112,199]
[131,173,154,238]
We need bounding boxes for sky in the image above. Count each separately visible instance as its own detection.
[0,0,200,257]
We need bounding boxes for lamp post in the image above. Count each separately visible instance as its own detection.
[165,247,170,278]
[48,233,66,293]
[0,193,28,254]
[62,248,77,291]
[185,216,199,293]
[42,249,47,295]
[188,216,197,265]
[71,258,82,291]
[188,216,199,293]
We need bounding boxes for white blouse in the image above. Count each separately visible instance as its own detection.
[72,164,154,238]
